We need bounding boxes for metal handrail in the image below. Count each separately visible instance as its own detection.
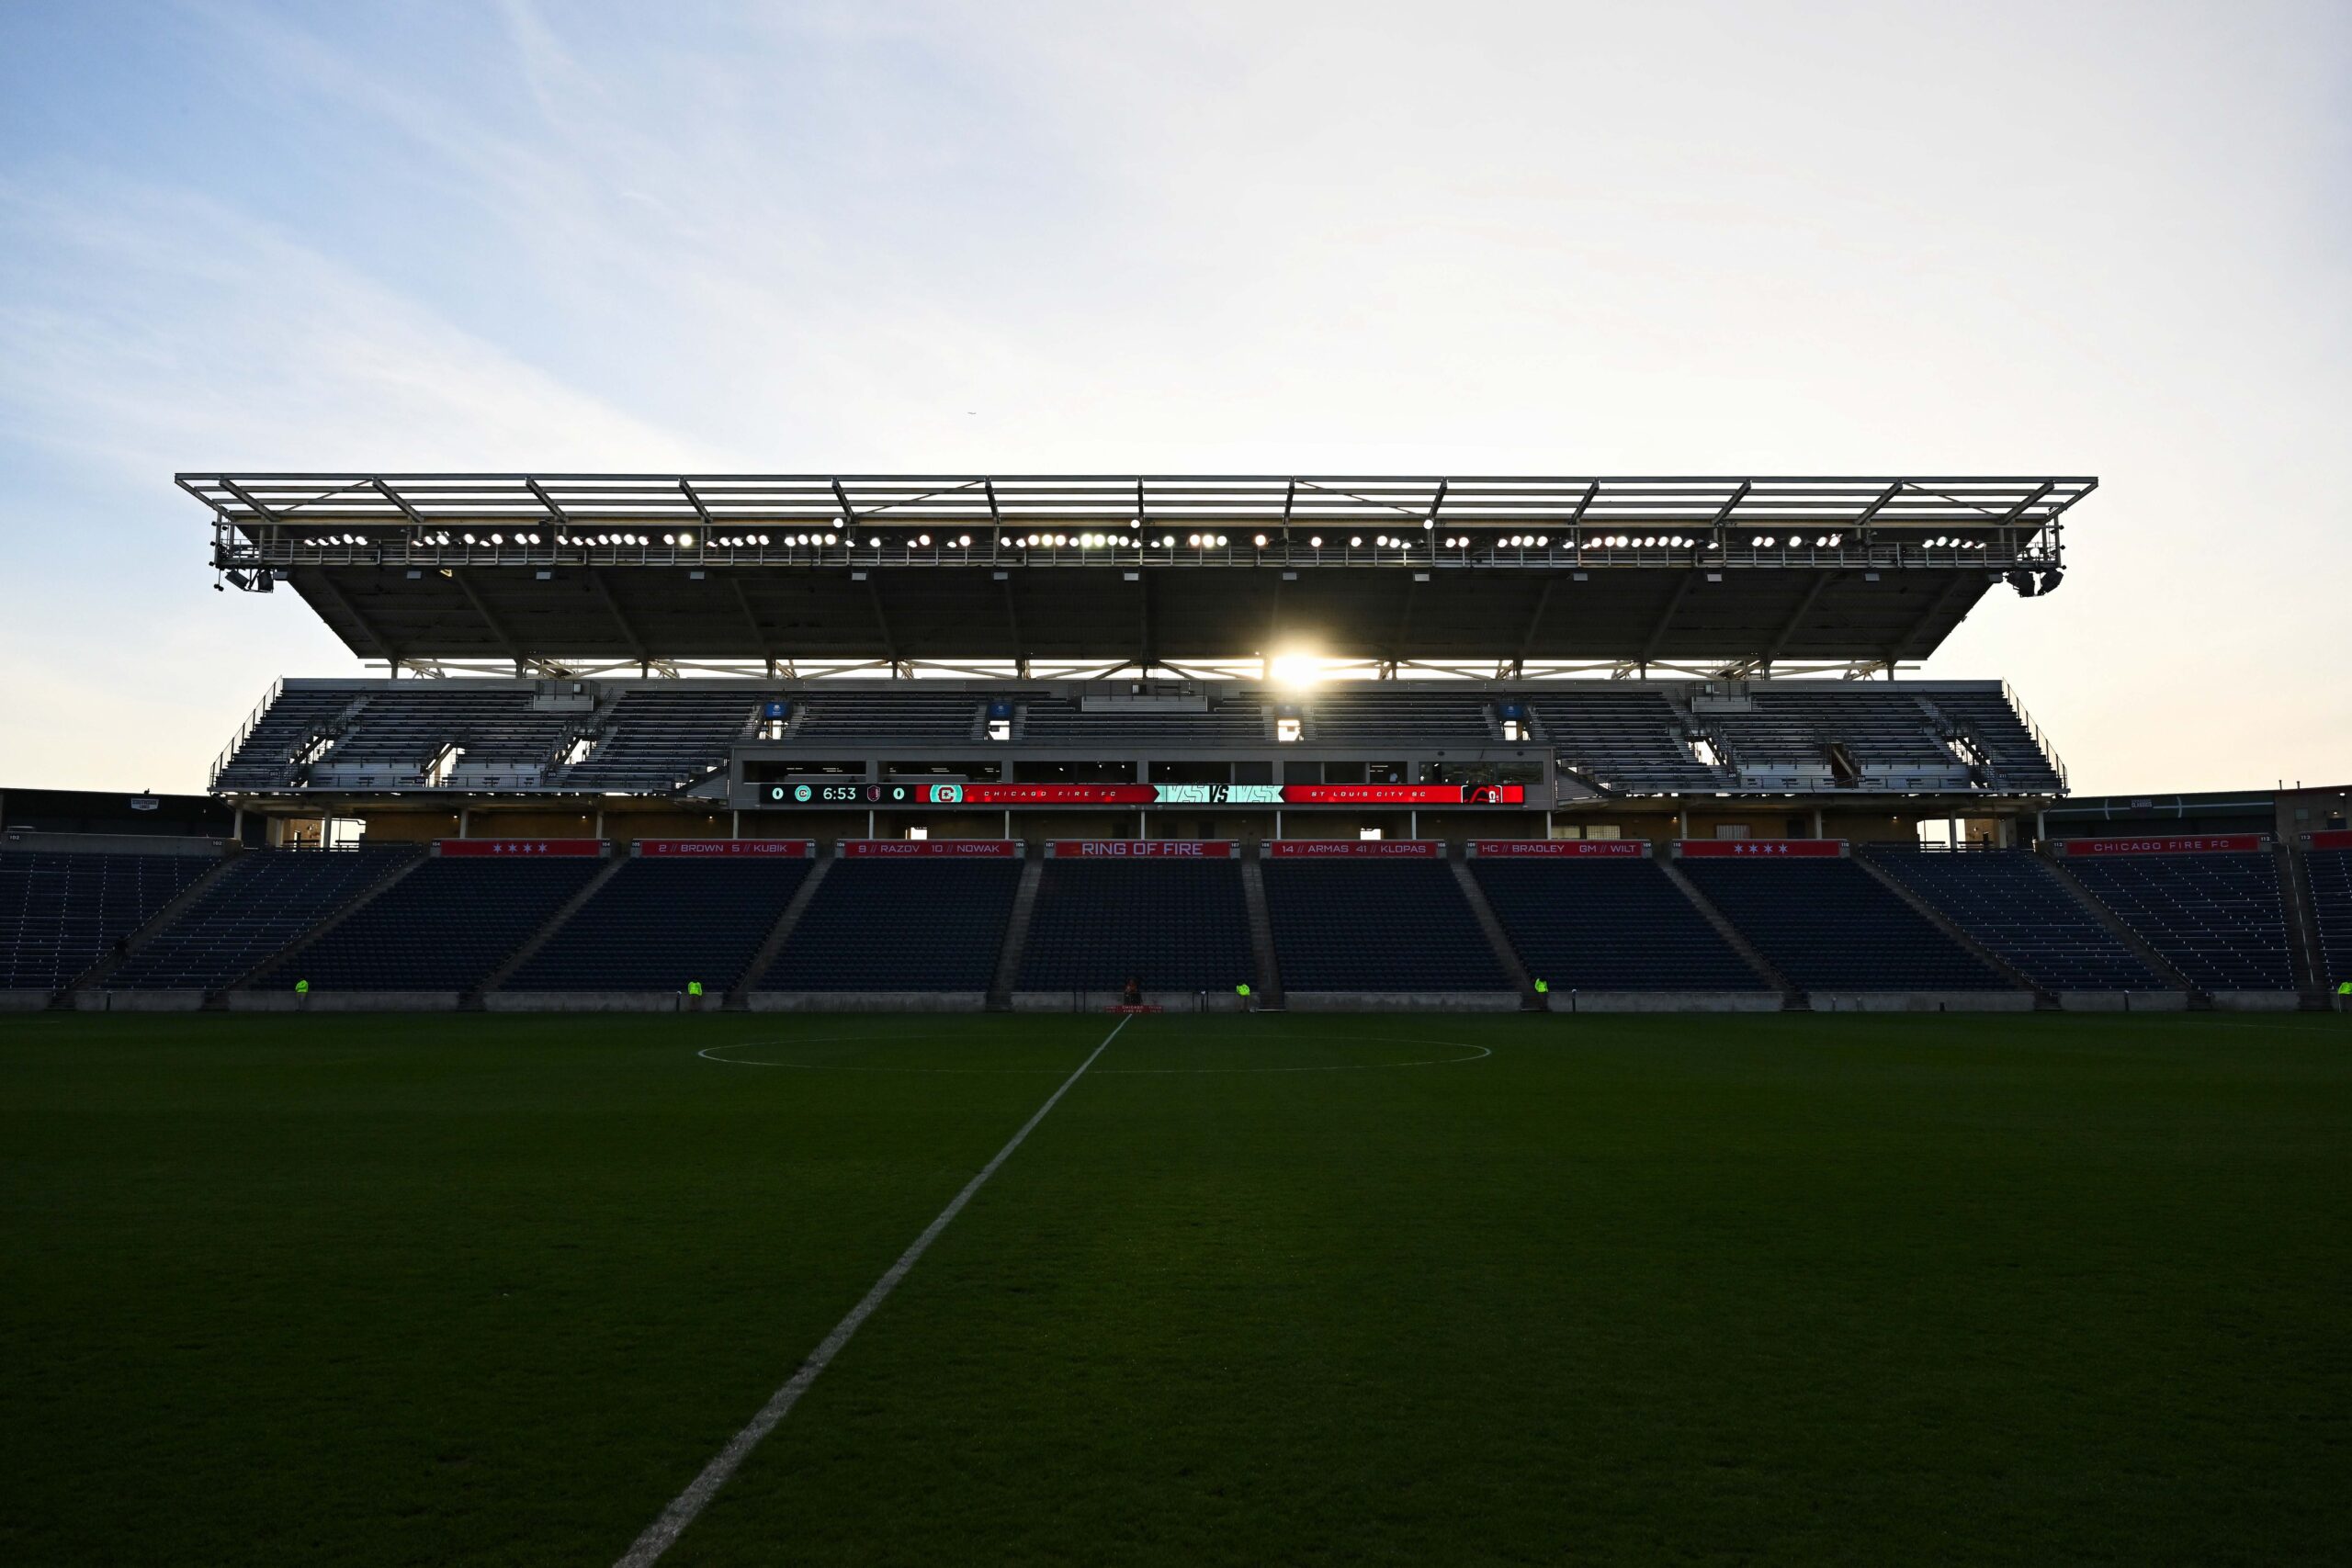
[209,679,282,789]
[2002,679,2068,791]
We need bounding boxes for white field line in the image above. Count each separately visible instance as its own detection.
[613,1013,1133,1567]
[698,1036,1494,1075]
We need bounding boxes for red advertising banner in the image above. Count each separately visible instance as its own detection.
[438,839,605,857]
[1265,839,1442,858]
[636,839,811,858]
[2309,829,2352,851]
[2059,834,2267,856]
[1047,840,1238,858]
[905,782,1528,807]
[1472,839,1649,858]
[1673,839,1845,858]
[932,784,1154,806]
[1281,784,1527,806]
[837,839,1020,858]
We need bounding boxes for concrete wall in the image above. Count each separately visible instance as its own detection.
[487,991,723,1013]
[2209,991,2301,1012]
[74,989,205,1011]
[1546,990,1781,1013]
[1808,990,2035,1012]
[0,829,233,857]
[753,991,989,1012]
[227,991,461,1012]
[1,990,56,1012]
[2056,990,2190,1012]
[1009,989,1249,1014]
[1285,992,1522,1013]
[354,813,461,843]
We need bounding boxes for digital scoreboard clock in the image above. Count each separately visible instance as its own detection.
[767,781,924,805]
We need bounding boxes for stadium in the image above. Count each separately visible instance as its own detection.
[8,470,2345,1016]
[6,470,2348,1566]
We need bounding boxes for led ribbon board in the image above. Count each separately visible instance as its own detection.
[914,783,1521,807]
[1469,839,1649,857]
[837,840,1021,857]
[1672,839,1846,858]
[437,838,606,857]
[2058,834,2268,855]
[636,839,812,857]
[763,782,1526,807]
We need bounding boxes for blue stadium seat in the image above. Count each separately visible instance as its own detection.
[0,851,217,991]
[1469,858,1762,990]
[1862,847,2166,990]
[110,848,419,990]
[1678,856,2010,991]
[266,856,604,992]
[1018,860,1255,993]
[763,859,1018,992]
[2308,849,2352,990]
[1261,861,1510,993]
[512,858,812,992]
[2062,852,2294,991]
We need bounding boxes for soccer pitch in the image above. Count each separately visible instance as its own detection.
[5,1011,2347,1566]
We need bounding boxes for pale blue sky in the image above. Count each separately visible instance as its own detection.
[3,1,2346,793]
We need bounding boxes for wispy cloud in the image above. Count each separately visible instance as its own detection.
[2,0,2348,790]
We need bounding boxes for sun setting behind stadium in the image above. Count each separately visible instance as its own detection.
[6,6,2351,1563]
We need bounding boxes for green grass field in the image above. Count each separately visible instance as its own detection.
[4,1010,2348,1565]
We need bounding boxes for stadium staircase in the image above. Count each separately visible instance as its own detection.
[1018,858,1259,1001]
[1446,856,1540,1009]
[985,856,1045,1011]
[763,857,1020,996]
[1470,857,1779,998]
[251,855,606,998]
[2052,849,2292,998]
[1850,852,2056,1006]
[1237,852,1284,1010]
[1677,857,2013,997]
[727,854,833,1009]
[1259,859,1509,997]
[225,850,429,995]
[469,854,630,1003]
[508,857,814,997]
[1654,857,1799,1005]
[2303,842,2352,999]
[49,851,243,1006]
[103,847,422,998]
[2274,844,2330,1006]
[2038,854,2200,997]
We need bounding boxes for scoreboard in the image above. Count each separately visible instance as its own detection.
[763,781,1528,807]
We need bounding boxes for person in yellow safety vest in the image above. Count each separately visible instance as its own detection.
[294,978,310,998]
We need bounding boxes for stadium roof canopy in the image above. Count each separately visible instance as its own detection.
[186,473,2093,675]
